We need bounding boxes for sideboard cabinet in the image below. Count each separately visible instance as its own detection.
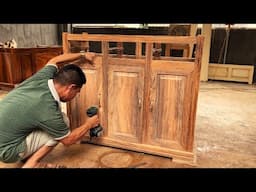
[0,47,62,89]
[63,33,204,165]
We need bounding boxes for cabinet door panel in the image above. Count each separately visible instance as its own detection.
[147,60,195,151]
[0,53,13,83]
[19,53,33,82]
[108,64,144,143]
[68,57,102,130]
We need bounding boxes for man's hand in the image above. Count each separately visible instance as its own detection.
[60,114,100,146]
[80,52,96,65]
[86,115,100,129]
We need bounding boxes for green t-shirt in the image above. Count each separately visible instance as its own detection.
[0,65,70,163]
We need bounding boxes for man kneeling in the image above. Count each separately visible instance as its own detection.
[0,53,99,168]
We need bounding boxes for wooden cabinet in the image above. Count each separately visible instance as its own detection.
[63,33,204,165]
[208,63,254,84]
[0,47,62,89]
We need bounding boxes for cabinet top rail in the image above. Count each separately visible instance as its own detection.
[63,32,201,44]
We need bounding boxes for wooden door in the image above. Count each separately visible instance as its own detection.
[107,58,144,143]
[1,51,33,84]
[68,56,103,130]
[146,59,197,157]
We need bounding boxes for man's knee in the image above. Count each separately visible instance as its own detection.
[22,130,57,159]
[45,139,58,147]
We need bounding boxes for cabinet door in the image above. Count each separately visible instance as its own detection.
[0,52,13,83]
[147,60,197,152]
[68,56,103,130]
[107,63,144,143]
[18,52,33,82]
[0,51,33,84]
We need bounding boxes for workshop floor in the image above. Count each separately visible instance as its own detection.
[0,80,255,168]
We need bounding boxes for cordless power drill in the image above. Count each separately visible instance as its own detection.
[86,106,103,138]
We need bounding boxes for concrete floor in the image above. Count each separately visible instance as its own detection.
[0,80,255,168]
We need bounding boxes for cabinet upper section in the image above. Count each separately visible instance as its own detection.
[62,32,204,65]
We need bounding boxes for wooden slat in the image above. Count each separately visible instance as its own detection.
[82,137,194,162]
[136,42,142,58]
[65,33,88,41]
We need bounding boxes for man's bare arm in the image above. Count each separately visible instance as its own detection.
[60,115,99,146]
[47,52,96,68]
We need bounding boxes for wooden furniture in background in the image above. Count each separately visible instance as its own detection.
[208,63,254,84]
[0,47,62,90]
[63,33,204,165]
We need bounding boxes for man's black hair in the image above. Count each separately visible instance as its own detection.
[53,64,86,87]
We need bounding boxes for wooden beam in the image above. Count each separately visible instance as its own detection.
[189,24,198,58]
[200,24,212,81]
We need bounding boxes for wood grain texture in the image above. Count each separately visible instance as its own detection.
[68,56,103,130]
[108,64,144,143]
[148,60,194,151]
